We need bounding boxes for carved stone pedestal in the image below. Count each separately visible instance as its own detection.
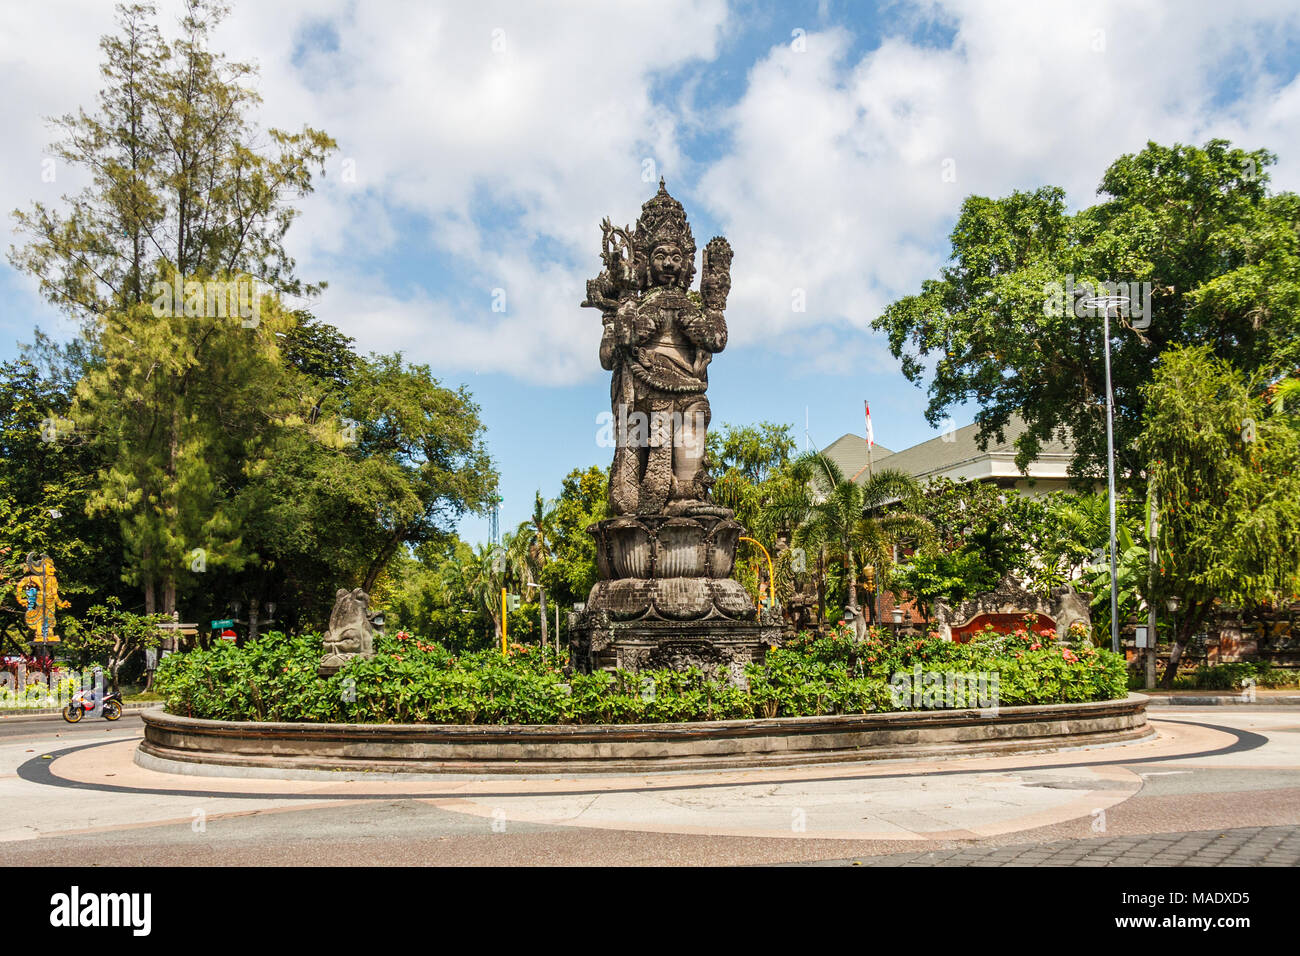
[569,513,783,673]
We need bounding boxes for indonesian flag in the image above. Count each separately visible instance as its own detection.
[864,400,874,449]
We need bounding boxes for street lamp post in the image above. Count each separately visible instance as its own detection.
[1082,294,1129,654]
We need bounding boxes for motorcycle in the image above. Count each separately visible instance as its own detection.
[62,688,123,723]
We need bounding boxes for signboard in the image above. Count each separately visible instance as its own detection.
[211,619,235,628]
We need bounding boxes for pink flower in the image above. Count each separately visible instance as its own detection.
[1029,643,1041,651]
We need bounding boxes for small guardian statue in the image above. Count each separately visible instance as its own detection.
[318,588,381,676]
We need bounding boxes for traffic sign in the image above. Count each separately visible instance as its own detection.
[211,619,235,628]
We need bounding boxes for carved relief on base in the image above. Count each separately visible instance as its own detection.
[932,575,1094,642]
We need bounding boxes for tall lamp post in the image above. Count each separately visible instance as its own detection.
[1082,293,1129,654]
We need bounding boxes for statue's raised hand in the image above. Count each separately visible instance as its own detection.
[700,236,733,312]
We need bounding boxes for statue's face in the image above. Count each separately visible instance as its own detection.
[650,243,684,287]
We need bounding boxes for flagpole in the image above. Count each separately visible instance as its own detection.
[864,400,873,481]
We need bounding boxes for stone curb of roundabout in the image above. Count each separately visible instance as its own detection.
[137,694,1152,776]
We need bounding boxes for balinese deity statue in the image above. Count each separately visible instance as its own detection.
[15,553,68,650]
[583,180,733,517]
[571,181,781,673]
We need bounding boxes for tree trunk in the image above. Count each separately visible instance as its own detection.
[1160,603,1210,689]
[143,562,156,615]
[1159,635,1185,689]
[816,548,826,626]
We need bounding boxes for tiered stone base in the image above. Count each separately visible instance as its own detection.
[572,616,784,672]
[570,512,784,673]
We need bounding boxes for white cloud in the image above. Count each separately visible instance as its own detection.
[699,0,1300,367]
[3,0,1299,386]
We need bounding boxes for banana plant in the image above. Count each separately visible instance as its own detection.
[1083,524,1151,640]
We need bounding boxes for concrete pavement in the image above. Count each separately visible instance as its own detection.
[0,708,1297,865]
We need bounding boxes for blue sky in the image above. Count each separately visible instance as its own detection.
[3,0,1300,547]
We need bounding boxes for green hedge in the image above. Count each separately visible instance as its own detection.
[155,624,1128,725]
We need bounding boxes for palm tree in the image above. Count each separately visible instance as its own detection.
[773,452,934,629]
[507,492,556,649]
[444,542,506,644]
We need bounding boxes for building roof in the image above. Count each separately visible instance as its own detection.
[823,415,1075,487]
[818,433,894,482]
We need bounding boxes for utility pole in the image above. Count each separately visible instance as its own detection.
[1082,294,1128,654]
[1147,478,1159,690]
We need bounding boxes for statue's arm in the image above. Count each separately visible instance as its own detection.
[599,319,617,370]
[681,307,728,353]
[685,235,733,354]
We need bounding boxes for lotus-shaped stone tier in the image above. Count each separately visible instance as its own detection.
[583,515,757,623]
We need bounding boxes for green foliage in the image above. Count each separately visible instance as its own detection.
[778,453,934,617]
[705,421,796,483]
[9,0,336,322]
[3,5,497,629]
[1176,661,1297,691]
[1081,524,1150,640]
[61,597,168,689]
[543,466,608,611]
[891,549,1000,617]
[873,139,1300,487]
[1139,345,1300,684]
[156,624,1127,724]
[0,353,123,645]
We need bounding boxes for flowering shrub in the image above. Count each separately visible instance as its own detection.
[155,623,1127,725]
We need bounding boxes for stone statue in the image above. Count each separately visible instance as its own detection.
[318,588,380,676]
[572,182,782,674]
[583,179,733,517]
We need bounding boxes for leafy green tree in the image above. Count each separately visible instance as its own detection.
[706,421,796,483]
[1081,523,1151,646]
[385,539,485,650]
[62,597,167,691]
[0,355,124,646]
[891,550,1000,622]
[1140,345,1300,686]
[72,292,313,615]
[544,466,608,613]
[9,0,335,321]
[281,315,359,395]
[873,139,1300,486]
[342,354,498,592]
[8,0,335,616]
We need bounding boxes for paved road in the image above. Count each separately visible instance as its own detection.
[0,708,1296,865]
[0,712,145,739]
[800,825,1300,866]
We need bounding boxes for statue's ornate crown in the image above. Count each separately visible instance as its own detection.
[633,179,696,287]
